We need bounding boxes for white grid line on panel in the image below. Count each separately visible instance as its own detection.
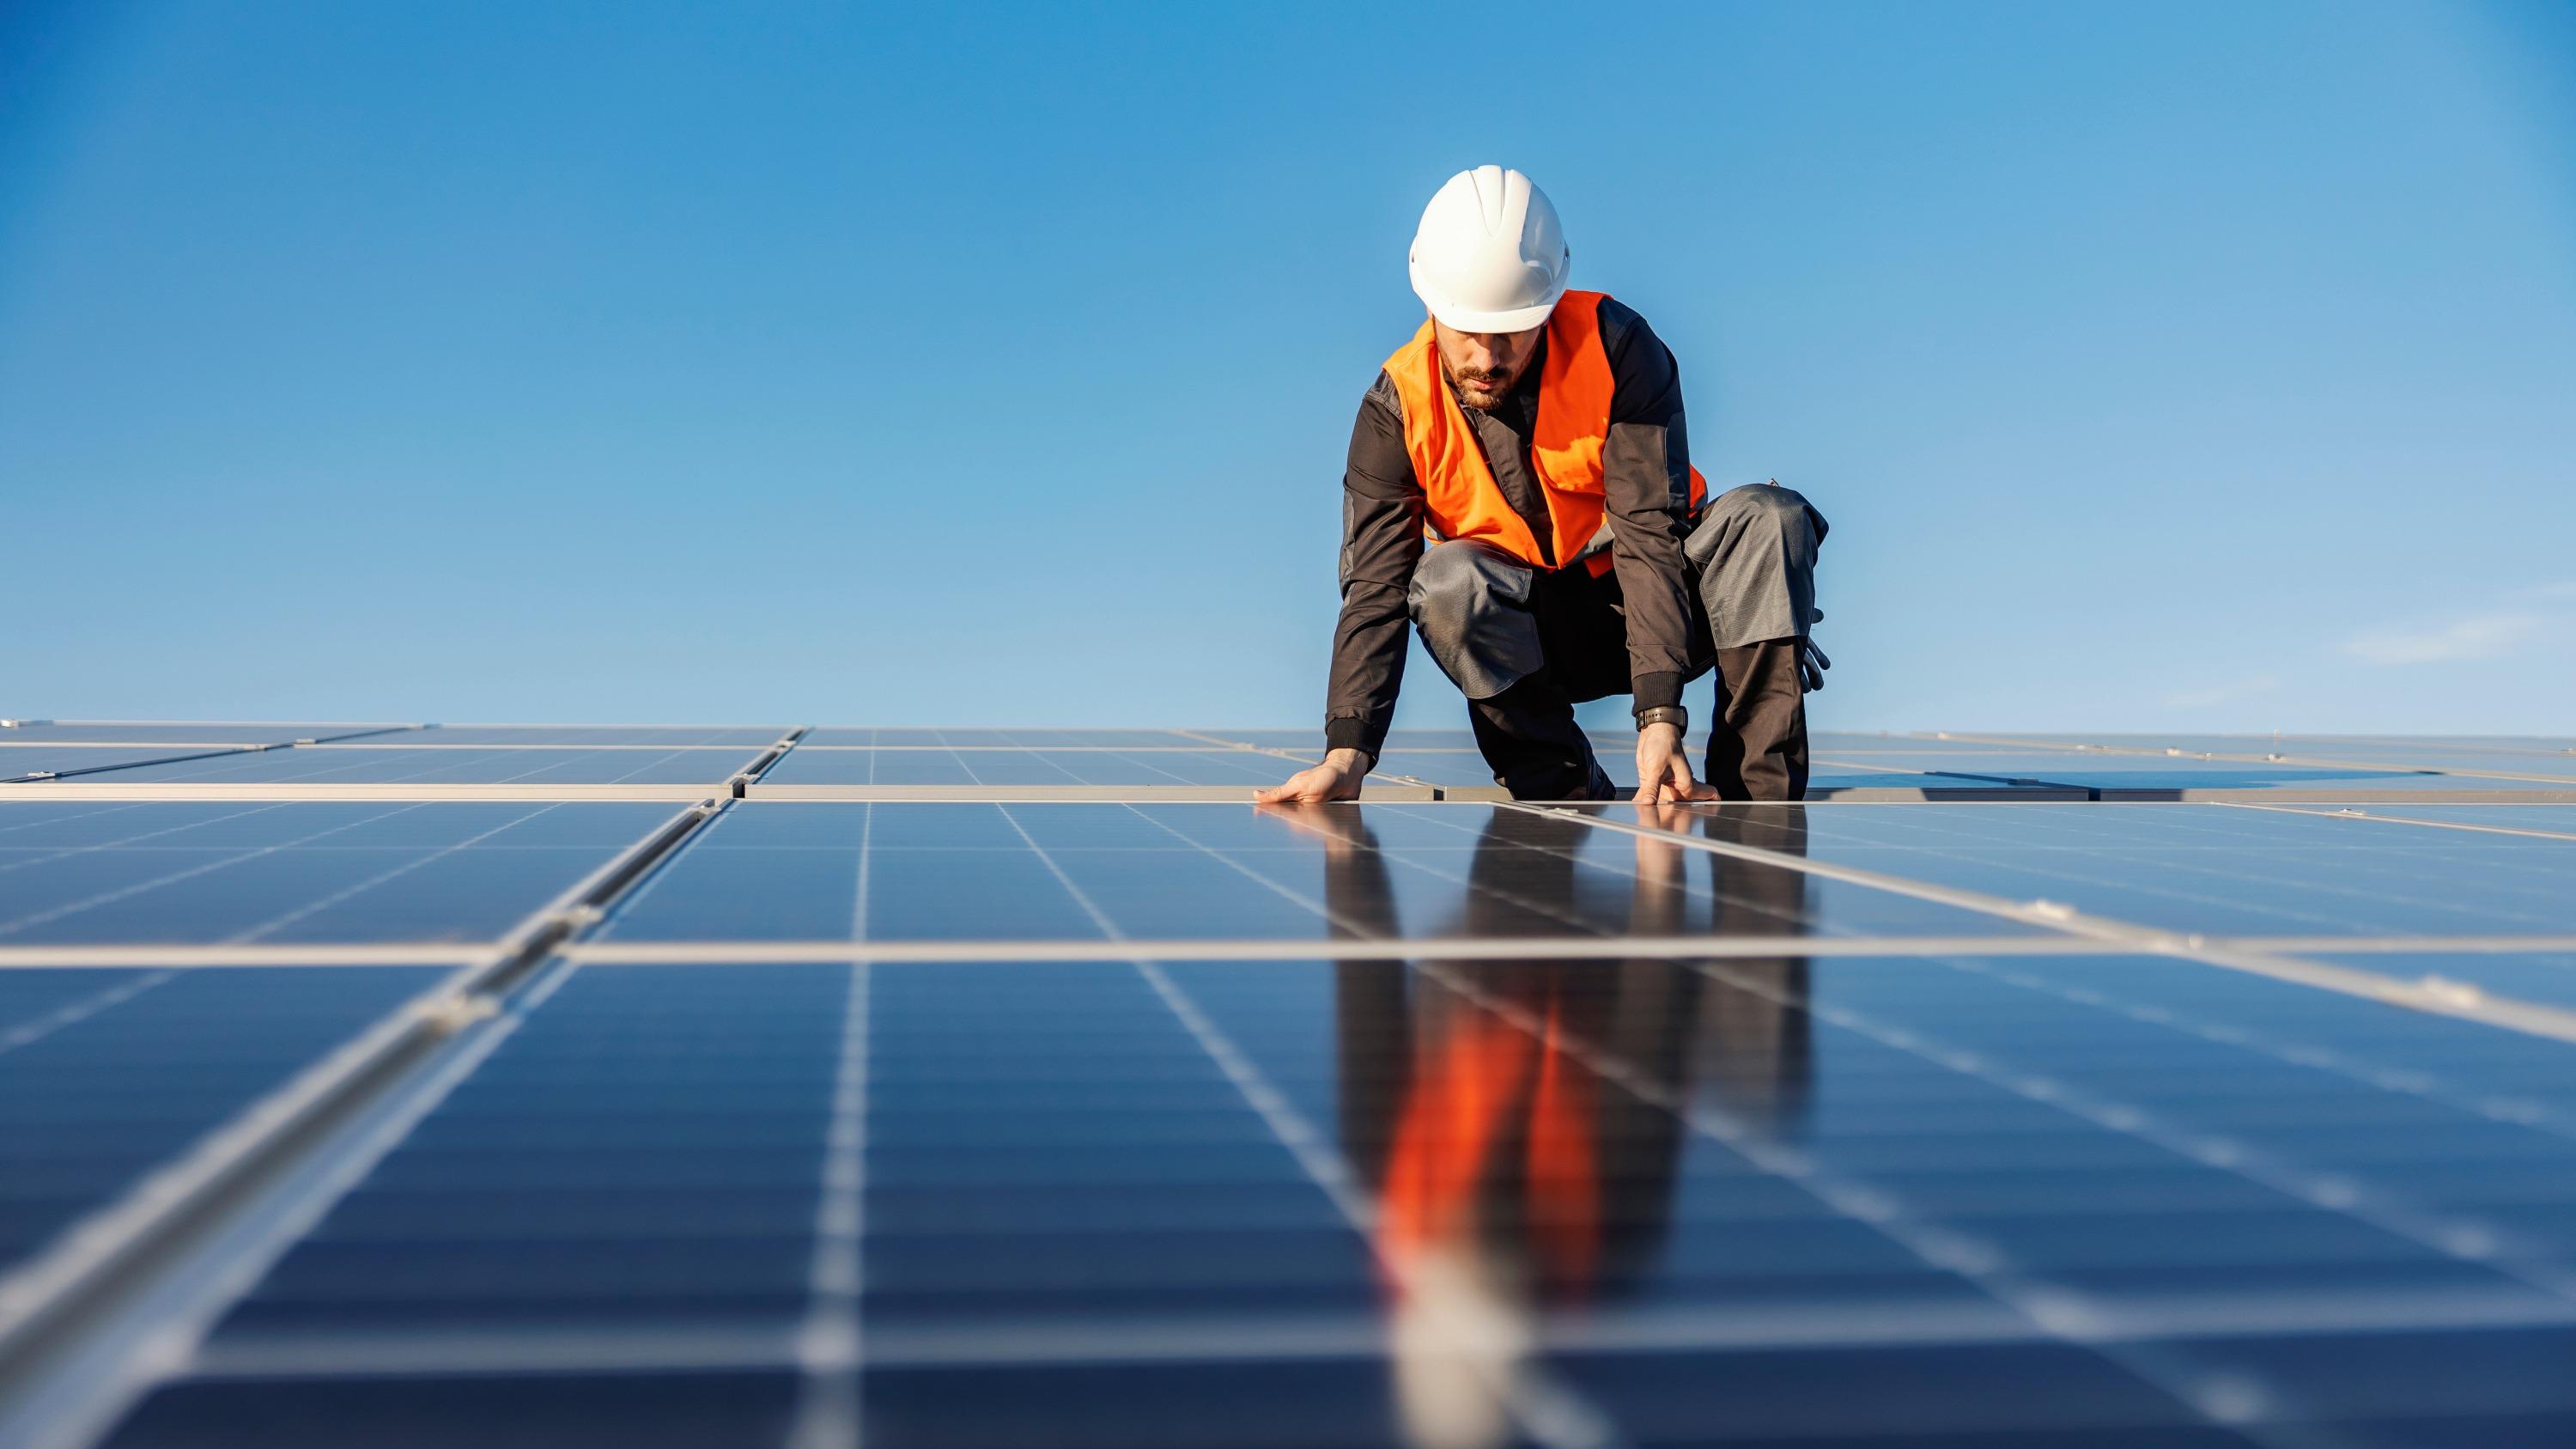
[0,971,178,1061]
[2,933,2563,971]
[2209,801,2576,844]
[161,1276,2576,1380]
[21,778,2576,802]
[784,958,869,1449]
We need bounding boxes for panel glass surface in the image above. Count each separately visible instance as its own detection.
[100,1373,800,1449]
[1200,729,1489,752]
[72,747,761,787]
[193,963,848,1339]
[597,802,2048,945]
[407,727,787,747]
[0,724,414,746]
[0,965,447,1282]
[762,749,1301,788]
[2323,734,2576,755]
[99,953,2576,1448]
[2301,950,2576,1011]
[0,801,673,944]
[802,729,1205,748]
[1622,802,2576,937]
[1825,754,2499,794]
[51,729,2576,1449]
[1953,734,2576,781]
[3,746,264,782]
[2294,805,2576,837]
[1355,750,2069,796]
[2251,744,2576,780]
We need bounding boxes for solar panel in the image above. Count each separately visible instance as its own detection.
[6,724,2576,1449]
[1637,801,2576,939]
[1,747,270,783]
[0,725,416,746]
[1893,735,2576,791]
[591,802,2049,946]
[0,965,448,1280]
[802,729,1207,748]
[1367,748,2081,798]
[0,801,681,944]
[762,749,1304,788]
[405,727,787,748]
[52,747,764,788]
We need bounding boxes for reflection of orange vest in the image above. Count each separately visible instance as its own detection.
[1380,999,1600,1295]
[1381,289,1708,579]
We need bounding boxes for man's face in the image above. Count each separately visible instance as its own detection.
[1431,319,1543,411]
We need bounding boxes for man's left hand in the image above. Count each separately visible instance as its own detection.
[1633,721,1704,805]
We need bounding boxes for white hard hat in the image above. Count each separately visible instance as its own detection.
[1406,166,1570,334]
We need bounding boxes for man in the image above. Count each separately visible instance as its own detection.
[1257,166,1828,806]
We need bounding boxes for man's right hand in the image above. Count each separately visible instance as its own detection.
[1254,748,1370,805]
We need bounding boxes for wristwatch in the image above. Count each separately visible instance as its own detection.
[1636,705,1688,733]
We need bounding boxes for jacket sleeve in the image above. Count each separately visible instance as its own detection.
[1597,298,1696,714]
[1322,372,1424,760]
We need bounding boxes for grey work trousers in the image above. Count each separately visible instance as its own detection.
[1406,483,1828,801]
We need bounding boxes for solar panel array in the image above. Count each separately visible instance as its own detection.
[3,719,2576,1447]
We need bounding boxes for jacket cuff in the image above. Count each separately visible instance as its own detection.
[1631,673,1684,715]
[1324,715,1384,761]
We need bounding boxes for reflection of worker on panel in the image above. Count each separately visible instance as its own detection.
[1279,802,1813,1447]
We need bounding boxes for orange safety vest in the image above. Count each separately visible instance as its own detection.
[1381,289,1707,578]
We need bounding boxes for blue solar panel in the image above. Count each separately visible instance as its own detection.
[100,1373,799,1449]
[0,801,679,944]
[762,749,1297,788]
[204,964,846,1337]
[409,727,786,747]
[13,724,2576,1449]
[0,966,447,1280]
[65,747,760,787]
[0,725,412,746]
[2,746,264,782]
[1651,801,2576,937]
[88,950,2576,1447]
[597,803,2046,945]
[801,729,1204,748]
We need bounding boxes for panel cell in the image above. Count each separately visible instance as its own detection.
[0,965,447,1282]
[598,801,2050,945]
[0,801,675,944]
[1623,801,2576,937]
[64,747,762,787]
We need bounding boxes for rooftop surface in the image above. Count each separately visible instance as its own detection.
[3,721,2575,1446]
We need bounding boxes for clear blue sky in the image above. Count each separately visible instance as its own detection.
[5,0,2571,733]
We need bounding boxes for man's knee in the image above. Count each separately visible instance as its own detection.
[1701,483,1819,540]
[1689,484,1824,573]
[1688,484,1826,651]
[1407,539,1512,630]
[1409,540,1542,699]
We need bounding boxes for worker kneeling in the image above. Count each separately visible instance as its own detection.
[1261,167,1828,807]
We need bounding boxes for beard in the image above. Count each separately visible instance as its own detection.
[1446,367,1519,411]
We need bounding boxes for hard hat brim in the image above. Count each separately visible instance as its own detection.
[1410,265,1564,335]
